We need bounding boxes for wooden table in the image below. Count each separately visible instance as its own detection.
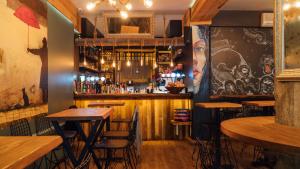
[242,100,275,116]
[88,101,125,107]
[47,108,112,168]
[242,100,275,107]
[0,136,62,169]
[195,102,242,169]
[221,116,300,154]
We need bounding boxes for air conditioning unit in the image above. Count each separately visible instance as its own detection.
[261,13,274,27]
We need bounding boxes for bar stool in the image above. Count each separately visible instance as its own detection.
[171,109,192,140]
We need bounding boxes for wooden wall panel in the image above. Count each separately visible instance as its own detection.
[75,99,192,140]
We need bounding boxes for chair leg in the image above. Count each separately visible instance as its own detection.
[127,148,135,169]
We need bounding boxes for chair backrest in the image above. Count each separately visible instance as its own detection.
[128,106,139,142]
[34,113,55,136]
[10,118,32,136]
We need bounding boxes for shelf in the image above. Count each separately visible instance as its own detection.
[75,37,184,47]
[79,66,99,73]
[99,71,114,74]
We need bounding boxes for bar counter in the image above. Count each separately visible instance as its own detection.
[74,93,192,100]
[74,93,192,140]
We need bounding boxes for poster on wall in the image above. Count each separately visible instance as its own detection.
[0,0,47,112]
[211,27,274,95]
[192,26,209,97]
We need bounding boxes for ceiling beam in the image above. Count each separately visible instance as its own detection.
[184,0,228,26]
[48,0,81,31]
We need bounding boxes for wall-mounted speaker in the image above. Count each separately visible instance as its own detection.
[166,20,182,38]
[184,26,192,44]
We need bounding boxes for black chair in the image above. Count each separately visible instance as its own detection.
[102,109,138,139]
[10,118,32,136]
[34,112,79,169]
[94,107,139,169]
[10,118,44,169]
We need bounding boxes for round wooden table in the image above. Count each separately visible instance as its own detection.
[221,116,300,154]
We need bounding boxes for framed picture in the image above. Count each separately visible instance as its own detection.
[157,51,172,64]
[103,12,155,38]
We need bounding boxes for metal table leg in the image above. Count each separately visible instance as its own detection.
[213,108,221,169]
[75,120,104,169]
[52,121,79,167]
[52,120,106,169]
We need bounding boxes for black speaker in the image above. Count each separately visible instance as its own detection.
[184,26,192,44]
[81,18,104,38]
[166,20,182,38]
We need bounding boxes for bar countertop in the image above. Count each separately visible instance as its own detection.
[74,93,192,100]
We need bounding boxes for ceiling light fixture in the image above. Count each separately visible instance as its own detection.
[283,3,291,11]
[127,60,131,67]
[125,3,133,10]
[86,2,97,11]
[120,10,128,19]
[144,0,153,8]
[109,0,117,6]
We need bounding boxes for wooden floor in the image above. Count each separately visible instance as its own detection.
[64,140,194,169]
[61,140,268,169]
[139,141,194,169]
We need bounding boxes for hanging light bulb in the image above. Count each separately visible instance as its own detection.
[101,57,105,64]
[144,0,153,8]
[112,61,116,68]
[109,0,117,6]
[170,60,174,67]
[154,62,157,69]
[120,10,128,19]
[86,2,96,10]
[283,3,291,11]
[125,3,133,11]
[83,57,87,66]
[117,64,121,71]
[141,59,144,66]
[127,60,131,67]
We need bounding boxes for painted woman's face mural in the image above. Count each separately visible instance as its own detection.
[192,26,207,94]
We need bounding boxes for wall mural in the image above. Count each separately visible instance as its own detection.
[192,26,209,96]
[0,0,47,112]
[211,27,274,95]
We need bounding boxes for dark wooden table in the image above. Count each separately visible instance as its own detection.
[0,136,62,169]
[221,116,300,154]
[195,102,242,169]
[242,100,275,115]
[47,108,112,168]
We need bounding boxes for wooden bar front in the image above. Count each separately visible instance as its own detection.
[74,94,192,140]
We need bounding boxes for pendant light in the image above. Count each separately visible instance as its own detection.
[83,43,87,66]
[144,0,153,8]
[170,39,174,67]
[126,40,131,67]
[101,43,105,64]
[112,39,116,68]
[140,40,144,66]
[153,41,157,69]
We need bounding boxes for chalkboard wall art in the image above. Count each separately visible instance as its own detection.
[211,27,274,95]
